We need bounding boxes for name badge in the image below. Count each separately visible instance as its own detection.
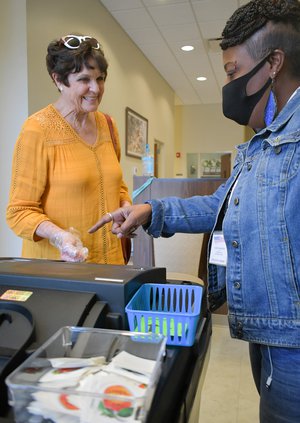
[209,231,227,267]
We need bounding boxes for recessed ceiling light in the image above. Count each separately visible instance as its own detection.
[181,45,194,52]
[196,76,207,81]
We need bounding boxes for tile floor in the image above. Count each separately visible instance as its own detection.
[198,316,259,423]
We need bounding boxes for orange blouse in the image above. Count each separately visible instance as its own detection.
[6,105,131,264]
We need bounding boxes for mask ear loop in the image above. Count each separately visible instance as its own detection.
[264,71,277,126]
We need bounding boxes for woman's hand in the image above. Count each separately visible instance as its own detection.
[120,200,132,208]
[88,204,152,238]
[50,229,88,262]
[36,221,88,262]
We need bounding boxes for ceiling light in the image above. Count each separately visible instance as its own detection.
[196,76,207,81]
[181,45,194,52]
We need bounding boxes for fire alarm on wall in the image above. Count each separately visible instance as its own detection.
[176,152,181,158]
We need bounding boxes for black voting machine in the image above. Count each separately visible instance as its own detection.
[0,258,211,423]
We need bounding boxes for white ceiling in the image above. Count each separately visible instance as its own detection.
[99,0,249,105]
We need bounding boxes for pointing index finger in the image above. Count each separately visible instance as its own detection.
[88,213,113,234]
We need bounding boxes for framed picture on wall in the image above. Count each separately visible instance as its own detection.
[125,107,148,158]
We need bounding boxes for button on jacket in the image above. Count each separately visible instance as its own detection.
[146,88,300,347]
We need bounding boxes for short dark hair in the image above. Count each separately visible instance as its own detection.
[220,0,300,77]
[46,35,108,86]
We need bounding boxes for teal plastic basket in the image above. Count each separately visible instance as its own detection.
[125,284,202,346]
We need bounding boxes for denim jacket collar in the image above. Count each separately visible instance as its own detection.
[250,88,300,144]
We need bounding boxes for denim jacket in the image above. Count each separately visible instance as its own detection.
[146,88,300,347]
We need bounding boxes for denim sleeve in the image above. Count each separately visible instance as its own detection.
[144,182,228,238]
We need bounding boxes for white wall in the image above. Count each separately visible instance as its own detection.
[0,0,27,256]
[174,104,243,177]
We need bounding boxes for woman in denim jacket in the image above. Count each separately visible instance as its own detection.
[90,0,300,421]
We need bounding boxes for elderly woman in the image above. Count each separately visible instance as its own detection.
[6,34,131,263]
[89,1,300,421]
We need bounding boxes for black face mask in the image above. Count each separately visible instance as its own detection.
[222,56,272,126]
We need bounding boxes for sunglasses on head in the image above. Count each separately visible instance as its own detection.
[61,35,102,50]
